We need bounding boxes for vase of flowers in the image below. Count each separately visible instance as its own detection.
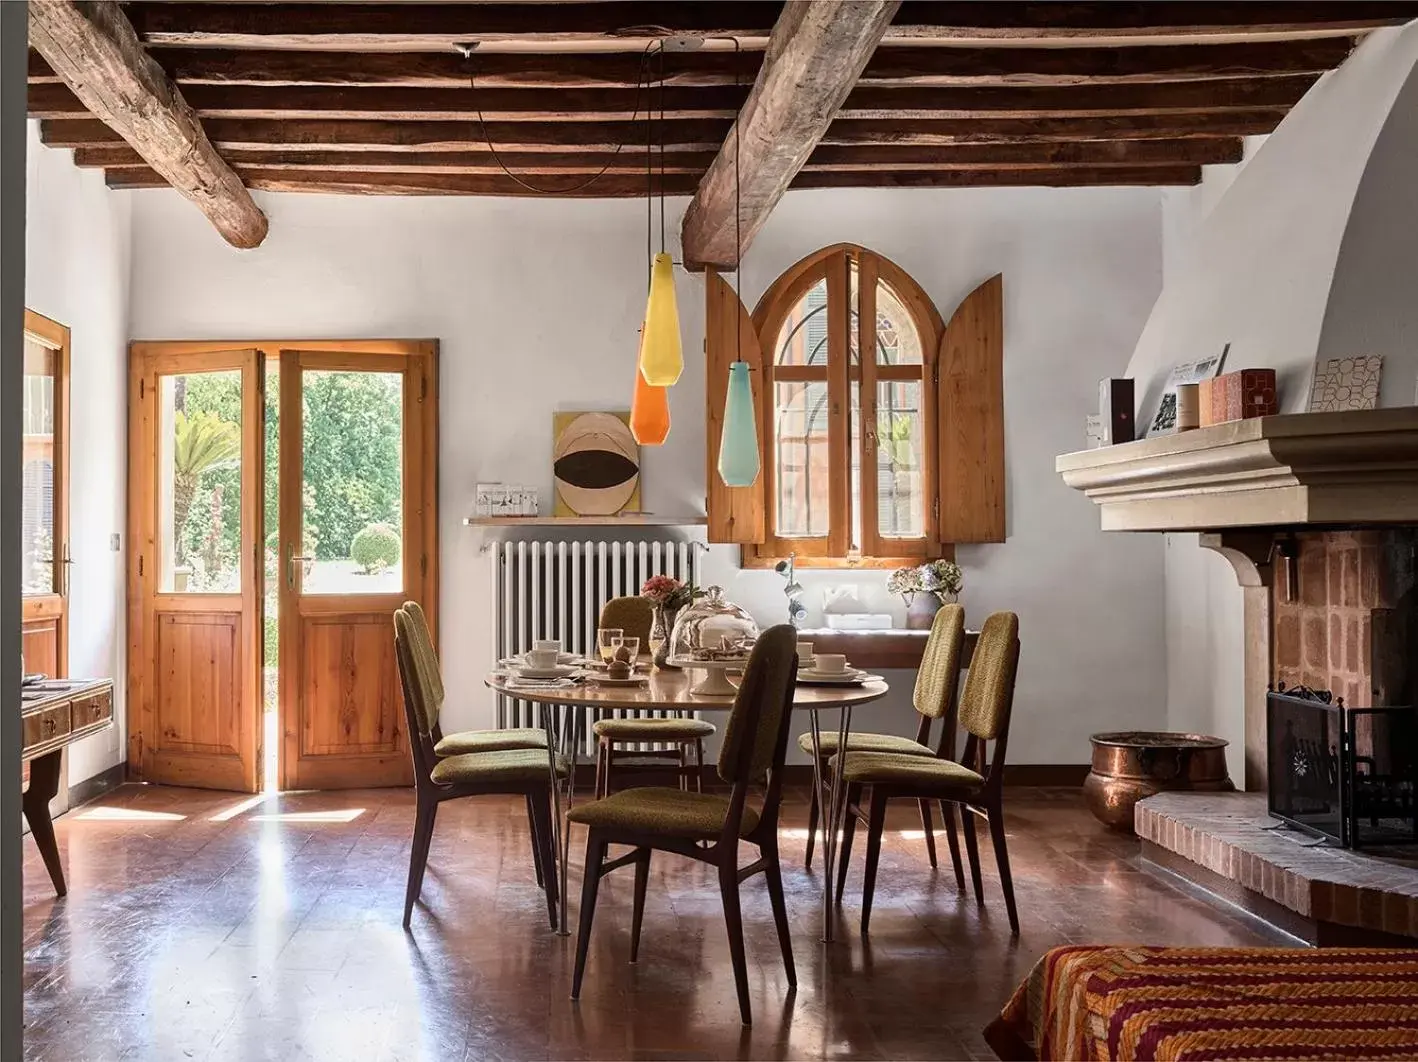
[887,559,964,629]
[641,575,702,668]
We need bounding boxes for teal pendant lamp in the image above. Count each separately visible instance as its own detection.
[718,362,759,486]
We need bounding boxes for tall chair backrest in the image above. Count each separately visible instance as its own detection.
[403,600,445,713]
[956,611,1020,791]
[715,624,799,840]
[911,604,965,753]
[393,608,440,785]
[599,596,653,647]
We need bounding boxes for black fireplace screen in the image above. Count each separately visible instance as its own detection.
[1267,687,1418,848]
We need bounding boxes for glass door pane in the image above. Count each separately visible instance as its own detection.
[22,337,57,595]
[157,370,244,593]
[299,369,404,595]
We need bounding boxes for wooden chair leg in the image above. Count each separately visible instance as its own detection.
[860,788,889,935]
[940,800,966,892]
[987,802,1020,935]
[571,834,608,999]
[918,798,939,869]
[960,804,985,907]
[630,847,651,963]
[403,794,438,929]
[804,777,820,870]
[762,844,797,987]
[718,855,753,1025]
[526,794,545,888]
[695,739,705,794]
[678,744,688,792]
[593,742,605,800]
[529,790,559,930]
[835,782,862,905]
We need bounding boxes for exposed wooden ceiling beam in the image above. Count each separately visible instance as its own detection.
[122,2,1418,48]
[28,1,267,248]
[681,0,903,270]
[105,163,1204,194]
[42,109,1284,153]
[29,75,1318,123]
[77,137,1241,174]
[29,36,1355,88]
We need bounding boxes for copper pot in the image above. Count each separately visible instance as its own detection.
[1083,731,1234,832]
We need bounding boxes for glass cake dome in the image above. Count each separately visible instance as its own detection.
[668,586,760,663]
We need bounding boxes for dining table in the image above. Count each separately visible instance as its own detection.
[485,664,889,943]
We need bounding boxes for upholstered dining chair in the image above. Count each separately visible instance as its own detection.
[591,595,716,797]
[800,604,967,889]
[568,624,799,1025]
[393,608,565,930]
[402,600,551,890]
[831,611,1020,935]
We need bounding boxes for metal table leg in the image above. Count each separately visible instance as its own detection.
[558,704,584,938]
[818,705,853,944]
[541,703,570,937]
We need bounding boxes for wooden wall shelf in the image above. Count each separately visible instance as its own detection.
[464,515,708,528]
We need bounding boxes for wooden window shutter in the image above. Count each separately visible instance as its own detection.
[937,274,1005,543]
[705,268,766,544]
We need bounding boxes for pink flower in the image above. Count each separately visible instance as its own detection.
[641,575,682,604]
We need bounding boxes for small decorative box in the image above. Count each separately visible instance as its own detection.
[1199,369,1278,426]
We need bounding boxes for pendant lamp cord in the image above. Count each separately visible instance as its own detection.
[463,40,659,196]
[732,35,743,364]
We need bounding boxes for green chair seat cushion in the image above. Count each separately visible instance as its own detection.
[434,727,547,756]
[592,717,717,742]
[796,731,932,757]
[567,787,759,840]
[430,748,566,786]
[831,751,985,790]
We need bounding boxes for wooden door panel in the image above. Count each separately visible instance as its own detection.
[154,612,241,756]
[22,621,60,681]
[298,614,402,757]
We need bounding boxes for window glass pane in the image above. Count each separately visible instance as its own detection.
[850,384,863,550]
[301,370,404,595]
[877,381,926,538]
[774,381,829,538]
[22,338,56,595]
[159,371,242,593]
[849,262,860,365]
[876,279,924,366]
[774,278,830,366]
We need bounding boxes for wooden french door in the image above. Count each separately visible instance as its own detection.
[128,348,265,791]
[21,311,70,682]
[277,347,436,790]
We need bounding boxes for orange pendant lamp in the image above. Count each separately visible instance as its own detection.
[630,323,671,446]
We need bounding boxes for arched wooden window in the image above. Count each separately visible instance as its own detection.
[705,246,1004,565]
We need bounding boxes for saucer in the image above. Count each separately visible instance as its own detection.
[515,663,583,680]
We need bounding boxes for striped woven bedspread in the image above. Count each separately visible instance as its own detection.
[984,945,1418,1061]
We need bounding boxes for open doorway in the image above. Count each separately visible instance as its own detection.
[128,340,438,793]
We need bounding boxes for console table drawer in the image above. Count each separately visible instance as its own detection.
[71,689,113,732]
[23,703,71,752]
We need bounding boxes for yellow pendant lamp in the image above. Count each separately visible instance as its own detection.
[639,252,683,387]
[630,324,671,446]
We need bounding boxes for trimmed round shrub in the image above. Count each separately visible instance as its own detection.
[351,522,401,573]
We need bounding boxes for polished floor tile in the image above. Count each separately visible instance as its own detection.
[22,785,1292,1061]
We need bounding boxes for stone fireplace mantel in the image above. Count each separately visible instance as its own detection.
[1056,409,1418,532]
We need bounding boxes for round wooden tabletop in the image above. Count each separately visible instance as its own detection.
[485,667,889,712]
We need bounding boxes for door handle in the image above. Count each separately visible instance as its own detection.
[287,548,314,591]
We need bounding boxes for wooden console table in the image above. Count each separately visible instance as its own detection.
[21,678,114,896]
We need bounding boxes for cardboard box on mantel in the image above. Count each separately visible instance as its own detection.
[1199,368,1278,427]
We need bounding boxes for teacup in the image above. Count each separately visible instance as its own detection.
[524,648,559,669]
[796,641,815,662]
[533,639,562,654]
[813,653,848,675]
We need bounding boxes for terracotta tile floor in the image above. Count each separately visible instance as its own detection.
[22,785,1292,1061]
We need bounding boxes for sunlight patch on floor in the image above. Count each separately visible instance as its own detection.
[76,807,186,822]
[250,809,366,823]
[209,793,270,822]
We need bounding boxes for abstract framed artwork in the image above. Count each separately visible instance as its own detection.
[1145,344,1230,437]
[552,411,642,516]
[1308,355,1383,413]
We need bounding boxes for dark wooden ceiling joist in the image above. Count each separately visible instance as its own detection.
[122,2,1418,48]
[29,36,1355,89]
[105,163,1204,195]
[821,110,1286,144]
[75,137,1240,174]
[29,75,1318,123]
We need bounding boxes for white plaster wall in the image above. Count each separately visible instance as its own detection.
[25,123,131,785]
[126,180,1167,767]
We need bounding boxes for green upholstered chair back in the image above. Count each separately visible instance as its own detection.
[402,600,444,731]
[717,624,798,785]
[913,604,965,720]
[599,596,653,648]
[393,608,440,783]
[957,611,1019,743]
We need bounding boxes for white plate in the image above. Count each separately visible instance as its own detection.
[515,664,583,680]
[796,670,870,686]
[586,675,649,687]
[798,666,864,680]
[501,653,579,667]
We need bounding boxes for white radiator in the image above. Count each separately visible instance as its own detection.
[491,540,703,754]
